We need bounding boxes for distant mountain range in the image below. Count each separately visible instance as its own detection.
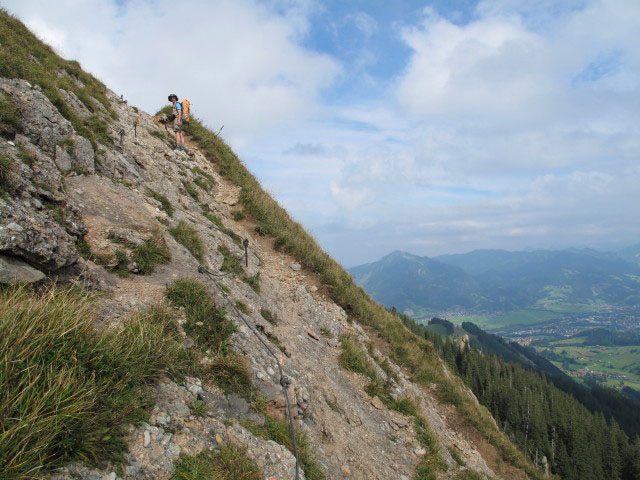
[349,247,640,313]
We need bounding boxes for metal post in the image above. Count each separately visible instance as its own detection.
[243,238,249,267]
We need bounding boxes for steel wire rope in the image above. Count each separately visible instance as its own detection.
[198,264,301,480]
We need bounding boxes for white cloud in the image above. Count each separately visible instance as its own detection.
[3,0,639,265]
[4,0,340,146]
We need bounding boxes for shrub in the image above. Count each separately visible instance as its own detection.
[147,189,174,217]
[233,211,245,221]
[0,286,186,478]
[171,444,263,480]
[170,221,205,262]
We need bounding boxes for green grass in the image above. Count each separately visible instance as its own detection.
[112,249,130,276]
[218,244,243,275]
[16,142,37,166]
[182,114,542,477]
[241,414,325,480]
[201,205,242,245]
[0,154,14,191]
[171,444,263,480]
[189,398,206,418]
[147,189,174,217]
[448,446,465,466]
[235,300,249,314]
[75,238,94,260]
[233,211,246,221]
[183,181,199,201]
[56,137,75,152]
[194,176,214,191]
[132,237,171,274]
[165,280,234,352]
[170,221,205,262]
[165,280,262,405]
[319,327,333,338]
[338,335,378,383]
[260,308,277,324]
[0,93,22,137]
[0,9,118,149]
[192,166,215,184]
[147,128,166,141]
[0,287,187,478]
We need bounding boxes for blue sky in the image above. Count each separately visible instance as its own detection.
[3,0,640,266]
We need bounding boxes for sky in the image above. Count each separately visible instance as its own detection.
[3,0,639,266]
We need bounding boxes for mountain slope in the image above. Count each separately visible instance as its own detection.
[350,251,484,311]
[351,249,640,313]
[0,9,540,480]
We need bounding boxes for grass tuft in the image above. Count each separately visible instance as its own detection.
[0,154,14,191]
[260,308,278,325]
[147,189,174,217]
[132,236,171,274]
[241,414,326,480]
[0,93,22,137]
[147,128,165,141]
[171,444,263,480]
[0,286,186,478]
[182,180,199,201]
[338,335,378,383]
[166,279,234,352]
[56,137,75,152]
[170,221,205,262]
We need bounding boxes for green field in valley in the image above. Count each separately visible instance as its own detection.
[533,341,640,392]
[447,309,564,331]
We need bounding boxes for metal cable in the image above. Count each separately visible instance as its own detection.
[198,264,301,480]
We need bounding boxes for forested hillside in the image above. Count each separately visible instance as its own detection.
[401,314,640,479]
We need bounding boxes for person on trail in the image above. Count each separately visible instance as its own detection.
[168,94,185,151]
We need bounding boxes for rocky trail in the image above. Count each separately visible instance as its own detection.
[0,73,527,480]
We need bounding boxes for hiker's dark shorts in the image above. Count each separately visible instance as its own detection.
[173,120,182,133]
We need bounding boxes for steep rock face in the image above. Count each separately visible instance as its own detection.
[1,74,528,480]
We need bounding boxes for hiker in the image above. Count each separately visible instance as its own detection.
[168,94,185,151]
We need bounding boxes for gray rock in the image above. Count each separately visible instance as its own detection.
[71,135,95,172]
[0,254,45,284]
[289,262,302,271]
[54,144,72,171]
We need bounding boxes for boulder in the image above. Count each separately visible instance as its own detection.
[0,254,45,283]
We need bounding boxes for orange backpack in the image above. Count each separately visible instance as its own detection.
[181,99,191,123]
